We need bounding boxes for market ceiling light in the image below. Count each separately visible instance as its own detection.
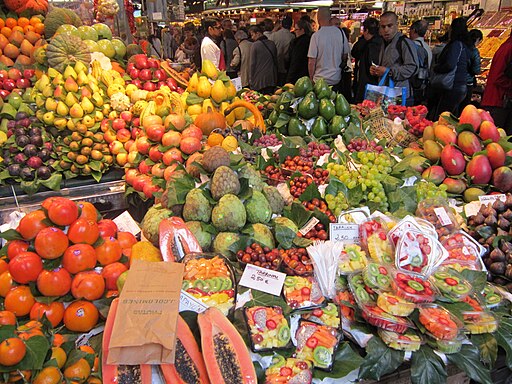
[373,1,383,7]
[288,0,333,6]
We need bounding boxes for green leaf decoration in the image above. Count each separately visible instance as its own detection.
[471,333,498,368]
[274,223,297,249]
[315,342,363,380]
[298,182,321,202]
[277,142,300,163]
[410,345,447,384]
[343,122,362,143]
[436,301,473,322]
[0,335,50,373]
[0,229,23,241]
[325,178,348,198]
[455,123,475,134]
[446,344,493,384]
[358,336,404,380]
[39,173,62,191]
[459,270,487,293]
[283,202,312,228]
[494,315,512,369]
[164,173,195,207]
[347,184,364,207]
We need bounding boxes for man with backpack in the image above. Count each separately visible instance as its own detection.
[409,20,431,105]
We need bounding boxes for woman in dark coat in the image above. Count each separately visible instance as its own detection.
[286,18,312,84]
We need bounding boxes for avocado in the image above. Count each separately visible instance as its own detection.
[313,78,331,99]
[328,115,347,135]
[288,117,307,136]
[335,93,351,116]
[277,91,294,113]
[311,116,328,138]
[297,91,319,120]
[319,98,336,121]
[268,109,279,125]
[294,76,314,97]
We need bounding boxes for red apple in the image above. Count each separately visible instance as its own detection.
[16,78,30,89]
[133,54,149,70]
[131,79,142,88]
[120,111,133,122]
[125,169,139,185]
[132,174,149,192]
[147,58,160,69]
[162,148,183,165]
[166,78,178,91]
[23,69,35,79]
[138,159,152,175]
[3,79,16,91]
[100,118,112,132]
[131,127,141,140]
[143,81,156,91]
[143,183,161,199]
[124,139,135,152]
[136,136,151,155]
[116,128,131,143]
[7,68,22,80]
[112,118,126,131]
[109,140,124,155]
[139,69,152,81]
[129,68,140,79]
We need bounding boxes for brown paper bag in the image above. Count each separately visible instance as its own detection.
[107,259,184,365]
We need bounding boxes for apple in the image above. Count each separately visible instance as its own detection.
[136,136,151,155]
[166,78,178,91]
[161,130,181,147]
[112,118,126,131]
[157,81,166,89]
[143,182,160,199]
[0,70,8,80]
[162,148,183,165]
[100,118,112,132]
[131,127,141,140]
[102,262,128,291]
[16,78,30,89]
[133,54,149,70]
[131,79,141,88]
[116,128,131,143]
[149,145,163,162]
[125,169,139,185]
[124,139,135,152]
[143,81,156,91]
[129,68,140,79]
[8,68,22,80]
[146,124,165,142]
[0,89,10,99]
[127,150,139,165]
[120,111,133,122]
[3,79,16,91]
[132,174,149,192]
[109,140,124,155]
[126,62,136,73]
[138,159,152,175]
[151,163,165,177]
[23,69,35,79]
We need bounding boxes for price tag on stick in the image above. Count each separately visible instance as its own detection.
[239,264,286,296]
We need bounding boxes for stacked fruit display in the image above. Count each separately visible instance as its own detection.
[126,54,182,92]
[0,68,35,100]
[0,15,45,67]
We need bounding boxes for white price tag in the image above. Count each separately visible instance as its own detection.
[479,194,506,204]
[299,217,319,236]
[329,223,360,244]
[464,201,481,218]
[231,77,242,91]
[179,290,209,313]
[113,211,141,236]
[238,264,286,296]
[433,207,452,226]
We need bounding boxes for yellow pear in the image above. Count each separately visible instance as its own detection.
[42,111,55,125]
[81,97,94,114]
[82,114,95,128]
[53,117,68,130]
[187,73,199,93]
[45,97,58,111]
[226,80,236,100]
[113,77,125,86]
[67,118,76,130]
[65,92,79,108]
[211,79,228,104]
[76,71,88,86]
[47,68,60,78]
[94,110,104,122]
[36,110,45,121]
[202,99,214,114]
[91,92,104,107]
[201,59,218,80]
[87,74,99,85]
[56,101,69,116]
[36,74,50,91]
[74,61,88,75]
[64,77,79,93]
[102,104,111,116]
[197,76,211,99]
[52,74,63,86]
[35,95,45,108]
[81,86,92,98]
[63,66,78,80]
[70,103,84,119]
[42,85,53,98]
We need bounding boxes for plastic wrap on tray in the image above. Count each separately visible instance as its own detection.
[388,215,437,247]
[378,329,423,351]
[427,334,465,354]
[430,267,472,301]
[377,292,415,317]
[294,320,341,371]
[418,304,463,340]
[360,303,414,333]
[482,283,504,308]
[362,263,392,291]
[359,218,394,264]
[416,198,460,240]
[461,310,498,334]
[265,355,313,384]
[391,270,437,303]
[348,272,378,305]
[442,231,486,263]
[244,306,291,352]
[338,244,368,274]
[283,275,325,310]
[395,229,439,275]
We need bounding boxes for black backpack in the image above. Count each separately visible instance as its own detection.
[396,36,428,89]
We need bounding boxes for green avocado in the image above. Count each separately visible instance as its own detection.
[319,98,336,121]
[297,91,319,120]
[314,78,331,99]
[276,91,294,113]
[294,76,314,97]
[329,115,347,135]
[311,116,328,138]
[268,109,279,125]
[288,117,307,136]
[335,93,351,116]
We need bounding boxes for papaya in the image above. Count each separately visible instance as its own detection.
[161,316,210,384]
[297,91,319,120]
[102,298,152,384]
[198,307,257,384]
[159,217,202,262]
[288,117,307,137]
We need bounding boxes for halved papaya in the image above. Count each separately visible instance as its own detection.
[102,298,152,383]
[198,307,257,384]
[160,316,210,383]
[159,217,202,262]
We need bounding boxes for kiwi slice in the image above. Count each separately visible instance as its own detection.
[486,294,501,305]
[367,263,380,277]
[407,280,425,292]
[352,275,365,286]
[313,346,332,368]
[193,279,209,291]
[284,276,297,287]
[277,325,291,342]
[356,287,370,302]
[219,277,232,290]
[410,256,422,267]
[437,282,452,294]
[209,278,221,292]
[182,280,190,290]
[377,275,391,288]
[271,354,286,368]
[323,303,338,315]
[453,284,470,295]
[434,272,450,280]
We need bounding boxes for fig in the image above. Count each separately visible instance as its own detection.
[486,234,496,246]
[7,164,21,176]
[38,148,51,162]
[494,277,508,285]
[20,167,34,181]
[505,265,512,279]
[492,199,506,212]
[501,241,512,254]
[497,228,508,237]
[498,217,511,230]
[472,213,485,225]
[15,135,30,148]
[490,248,506,262]
[13,127,25,137]
[484,215,497,226]
[489,262,506,275]
[15,111,29,120]
[506,195,512,208]
[502,210,512,221]
[13,153,27,164]
[36,166,52,180]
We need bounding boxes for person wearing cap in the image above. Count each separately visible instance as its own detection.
[231,30,253,87]
[269,16,295,85]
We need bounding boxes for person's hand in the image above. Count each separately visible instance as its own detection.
[370,65,387,77]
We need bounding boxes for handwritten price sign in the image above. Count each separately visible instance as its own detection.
[329,223,360,244]
[239,264,286,296]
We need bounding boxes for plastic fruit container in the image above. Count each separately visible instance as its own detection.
[391,270,437,303]
[442,231,485,263]
[362,263,392,291]
[181,253,236,316]
[461,310,499,334]
[338,244,368,274]
[348,272,378,305]
[427,333,465,354]
[377,292,415,317]
[378,329,423,351]
[301,303,341,329]
[265,355,313,384]
[295,320,341,371]
[333,288,356,323]
[283,275,325,311]
[418,304,463,340]
[395,229,437,275]
[482,284,503,308]
[416,198,460,240]
[388,215,436,247]
[281,248,313,276]
[244,306,291,352]
[440,259,483,272]
[360,303,413,333]
[360,219,394,264]
[430,267,472,301]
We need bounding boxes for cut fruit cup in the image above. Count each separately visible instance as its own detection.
[181,253,236,316]
[442,231,485,264]
[348,272,378,306]
[360,303,414,333]
[338,244,369,274]
[283,275,326,311]
[244,306,292,352]
[362,263,392,291]
[482,283,504,308]
[429,266,472,301]
[418,303,464,341]
[301,303,341,329]
[360,218,394,264]
[265,355,313,384]
[333,287,356,323]
[440,259,484,273]
[427,333,466,354]
[378,329,423,352]
[387,215,426,247]
[294,320,342,371]
[394,228,437,275]
[391,270,437,304]
[461,310,499,334]
[377,292,415,317]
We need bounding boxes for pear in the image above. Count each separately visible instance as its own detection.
[226,80,236,100]
[52,74,63,86]
[201,59,218,80]
[53,85,66,100]
[56,101,69,116]
[64,77,79,93]
[42,85,53,98]
[94,110,104,122]
[35,95,45,108]
[74,61,88,75]
[91,92,104,107]
[47,68,60,78]
[67,118,76,131]
[36,110,45,121]
[65,92,79,108]
[82,114,95,128]
[53,117,68,130]
[45,97,58,111]
[211,79,228,104]
[70,103,84,119]
[36,74,50,91]
[197,76,212,98]
[81,97,94,114]
[77,71,88,86]
[63,66,78,80]
[89,81,100,94]
[42,111,55,125]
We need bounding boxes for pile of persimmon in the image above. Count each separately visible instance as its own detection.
[0,16,45,67]
[0,197,137,333]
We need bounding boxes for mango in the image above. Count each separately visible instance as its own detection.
[442,178,467,194]
[466,155,492,185]
[422,166,446,185]
[422,125,435,141]
[492,166,512,193]
[486,143,506,169]
[457,131,482,156]
[459,104,482,131]
[463,187,486,202]
[479,121,500,142]
[423,140,442,162]
[434,124,457,145]
[441,144,466,176]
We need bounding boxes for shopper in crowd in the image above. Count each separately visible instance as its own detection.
[148,33,163,58]
[262,18,274,39]
[352,17,382,103]
[238,20,248,34]
[181,23,201,67]
[248,25,278,94]
[370,11,418,106]
[409,19,431,105]
[269,16,295,85]
[308,7,350,91]
[200,18,225,70]
[231,30,252,87]
[481,31,512,133]
[340,27,354,102]
[220,29,238,78]
[460,29,483,111]
[330,17,342,28]
[409,19,432,67]
[222,19,233,31]
[428,18,470,120]
[431,33,449,67]
[286,18,312,84]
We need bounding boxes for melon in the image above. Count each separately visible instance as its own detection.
[46,34,91,72]
[111,38,126,59]
[77,26,98,42]
[92,23,113,40]
[97,39,116,59]
[82,40,99,53]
